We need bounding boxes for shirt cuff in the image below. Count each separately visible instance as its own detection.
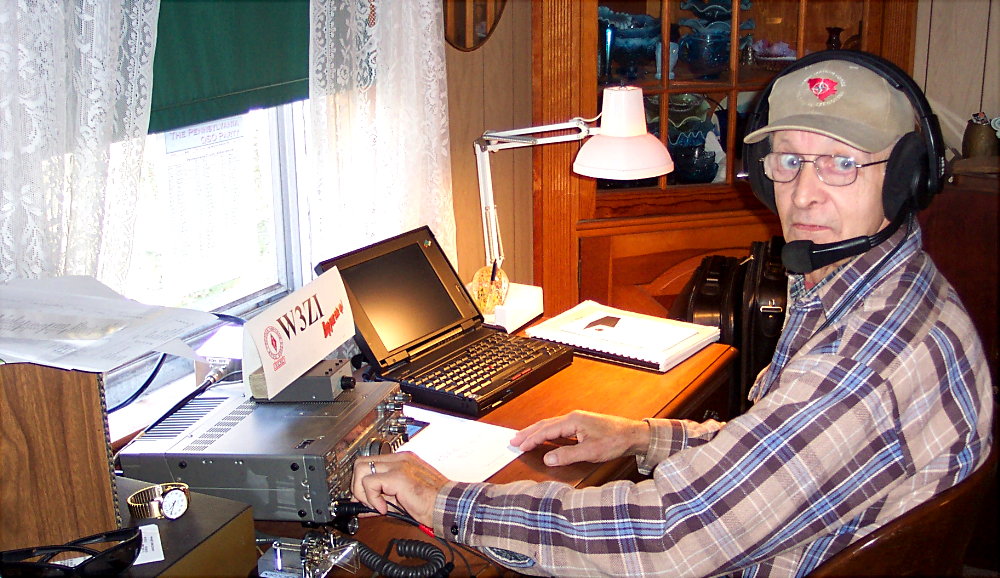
[434,481,487,543]
[635,418,688,474]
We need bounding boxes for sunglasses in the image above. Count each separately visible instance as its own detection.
[0,527,142,577]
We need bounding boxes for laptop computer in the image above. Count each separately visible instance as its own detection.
[315,226,573,417]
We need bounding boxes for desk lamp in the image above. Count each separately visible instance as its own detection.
[472,85,673,315]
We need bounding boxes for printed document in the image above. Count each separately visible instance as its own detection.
[0,276,216,372]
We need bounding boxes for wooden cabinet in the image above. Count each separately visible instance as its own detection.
[918,160,999,387]
[1,364,120,550]
[531,0,918,316]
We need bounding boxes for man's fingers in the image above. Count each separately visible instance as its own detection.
[542,440,597,466]
[512,417,582,451]
[361,476,389,514]
[349,452,444,527]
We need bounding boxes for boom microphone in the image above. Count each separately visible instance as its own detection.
[781,215,905,274]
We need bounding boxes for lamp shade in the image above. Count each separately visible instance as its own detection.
[573,86,673,180]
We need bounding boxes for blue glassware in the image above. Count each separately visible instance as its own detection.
[669,145,718,184]
[679,32,730,79]
[679,0,753,22]
[599,8,661,82]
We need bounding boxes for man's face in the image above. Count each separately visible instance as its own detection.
[771,130,891,283]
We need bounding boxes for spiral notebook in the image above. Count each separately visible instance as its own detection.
[525,300,719,372]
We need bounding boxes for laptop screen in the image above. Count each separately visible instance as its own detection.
[315,226,481,370]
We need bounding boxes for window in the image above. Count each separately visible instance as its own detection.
[122,102,310,315]
[104,101,312,428]
[102,1,316,431]
[124,0,311,314]
[104,1,454,434]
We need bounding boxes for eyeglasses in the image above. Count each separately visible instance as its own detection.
[760,152,889,186]
[0,527,142,577]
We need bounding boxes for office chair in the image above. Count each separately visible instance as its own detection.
[809,421,998,577]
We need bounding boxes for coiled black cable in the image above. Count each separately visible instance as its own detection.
[329,501,459,576]
[350,538,447,578]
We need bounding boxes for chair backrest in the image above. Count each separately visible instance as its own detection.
[809,428,998,577]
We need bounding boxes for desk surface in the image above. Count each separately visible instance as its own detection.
[256,343,737,575]
[476,342,736,487]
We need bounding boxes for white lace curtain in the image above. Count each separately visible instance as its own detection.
[0,0,159,285]
[304,0,457,274]
[1,0,455,288]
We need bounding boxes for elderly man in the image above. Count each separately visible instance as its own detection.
[353,53,993,577]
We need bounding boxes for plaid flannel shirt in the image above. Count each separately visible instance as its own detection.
[433,222,993,577]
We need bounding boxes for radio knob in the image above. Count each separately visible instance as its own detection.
[364,438,392,456]
[385,416,412,435]
[378,402,407,414]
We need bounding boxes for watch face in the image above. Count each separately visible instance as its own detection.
[161,488,189,519]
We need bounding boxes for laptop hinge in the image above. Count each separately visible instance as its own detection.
[400,326,462,362]
[382,320,484,372]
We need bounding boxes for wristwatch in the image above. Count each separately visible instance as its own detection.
[127,482,191,520]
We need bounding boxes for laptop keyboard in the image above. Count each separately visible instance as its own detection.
[407,332,566,397]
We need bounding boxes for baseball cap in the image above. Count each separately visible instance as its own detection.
[743,58,916,152]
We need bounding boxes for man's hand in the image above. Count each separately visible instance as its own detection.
[351,452,449,528]
[510,410,650,467]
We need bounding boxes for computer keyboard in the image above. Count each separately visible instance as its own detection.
[401,332,573,416]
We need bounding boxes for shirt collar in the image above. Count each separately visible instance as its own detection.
[788,218,921,315]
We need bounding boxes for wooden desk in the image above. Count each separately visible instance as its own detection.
[256,343,736,574]
[474,343,737,487]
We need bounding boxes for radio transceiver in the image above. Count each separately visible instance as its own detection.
[118,378,410,523]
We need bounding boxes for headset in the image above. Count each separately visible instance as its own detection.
[742,50,946,274]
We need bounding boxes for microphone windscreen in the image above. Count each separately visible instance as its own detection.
[782,240,815,274]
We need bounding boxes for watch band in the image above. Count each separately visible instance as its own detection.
[127,482,190,519]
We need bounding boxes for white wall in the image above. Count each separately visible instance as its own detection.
[914,0,1000,153]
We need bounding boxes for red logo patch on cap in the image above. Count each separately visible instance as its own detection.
[807,77,839,101]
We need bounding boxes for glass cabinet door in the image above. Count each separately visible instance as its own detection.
[595,0,802,195]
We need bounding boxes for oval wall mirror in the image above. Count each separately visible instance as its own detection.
[444,0,507,51]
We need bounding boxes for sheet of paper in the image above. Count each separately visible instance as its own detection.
[0,276,217,372]
[399,405,523,483]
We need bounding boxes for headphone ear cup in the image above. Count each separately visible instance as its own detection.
[746,138,776,212]
[742,101,777,213]
[882,131,928,220]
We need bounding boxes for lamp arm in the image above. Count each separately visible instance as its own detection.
[478,118,596,153]
[475,139,504,269]
[474,117,599,270]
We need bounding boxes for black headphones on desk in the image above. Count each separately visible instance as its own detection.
[742,50,946,273]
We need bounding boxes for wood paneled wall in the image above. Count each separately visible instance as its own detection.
[445,0,532,286]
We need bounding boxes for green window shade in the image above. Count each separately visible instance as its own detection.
[149,0,309,134]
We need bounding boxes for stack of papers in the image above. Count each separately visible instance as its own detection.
[399,405,522,482]
[0,276,217,372]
